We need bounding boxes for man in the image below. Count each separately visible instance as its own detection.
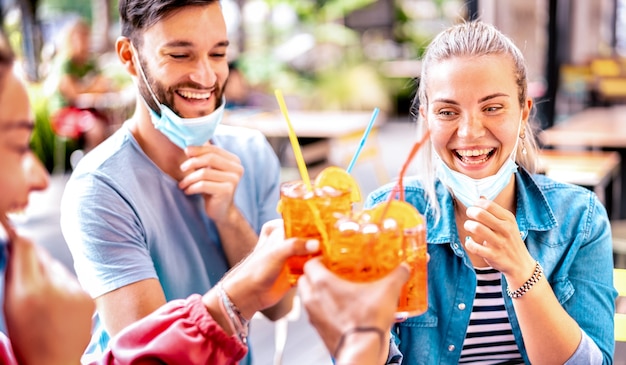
[60,1,285,361]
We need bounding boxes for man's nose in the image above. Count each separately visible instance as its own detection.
[190,58,219,87]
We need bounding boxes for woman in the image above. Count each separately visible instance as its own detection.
[46,18,111,154]
[366,21,616,364]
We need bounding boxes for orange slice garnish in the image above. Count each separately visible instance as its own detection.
[314,166,362,203]
[367,200,424,228]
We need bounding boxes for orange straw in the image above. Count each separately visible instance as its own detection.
[392,129,431,202]
[379,130,430,222]
[274,89,312,190]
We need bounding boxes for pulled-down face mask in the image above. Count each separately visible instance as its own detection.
[435,115,523,208]
[133,44,225,149]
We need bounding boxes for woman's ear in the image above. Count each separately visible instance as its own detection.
[522,97,533,124]
[419,104,428,126]
[116,37,137,77]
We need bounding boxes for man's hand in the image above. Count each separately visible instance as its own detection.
[178,144,244,223]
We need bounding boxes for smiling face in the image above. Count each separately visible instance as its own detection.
[421,54,530,180]
[132,2,229,118]
[0,71,49,215]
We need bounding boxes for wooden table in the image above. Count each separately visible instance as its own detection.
[538,149,621,218]
[540,106,626,149]
[224,110,379,138]
[539,106,626,219]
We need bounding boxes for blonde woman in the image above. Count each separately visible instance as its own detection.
[367,21,615,364]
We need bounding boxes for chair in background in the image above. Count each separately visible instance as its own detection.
[589,57,626,106]
[271,295,302,365]
[590,58,623,78]
[559,63,593,113]
[615,268,626,343]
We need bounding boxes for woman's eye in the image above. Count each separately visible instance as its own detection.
[437,110,456,117]
[170,54,188,59]
[484,106,502,112]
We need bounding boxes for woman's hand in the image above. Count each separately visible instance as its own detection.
[463,198,536,283]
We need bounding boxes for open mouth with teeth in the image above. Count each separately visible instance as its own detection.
[177,89,212,102]
[455,148,495,165]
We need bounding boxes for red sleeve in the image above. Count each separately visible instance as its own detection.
[93,294,248,365]
[0,332,17,365]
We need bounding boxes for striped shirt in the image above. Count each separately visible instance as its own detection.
[459,267,524,364]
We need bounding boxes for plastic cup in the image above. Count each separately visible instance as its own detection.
[395,224,428,321]
[279,180,352,285]
[324,211,428,320]
[324,212,404,282]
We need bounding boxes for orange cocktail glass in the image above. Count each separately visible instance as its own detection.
[279,180,353,285]
[324,212,404,282]
[325,200,428,320]
[326,131,431,319]
[396,222,428,320]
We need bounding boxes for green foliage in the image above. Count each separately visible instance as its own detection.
[238,0,392,111]
[266,0,376,22]
[27,82,79,173]
[310,63,392,112]
[27,83,57,172]
[39,0,92,22]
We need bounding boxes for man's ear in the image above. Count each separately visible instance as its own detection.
[116,37,137,77]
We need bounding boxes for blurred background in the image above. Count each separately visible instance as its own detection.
[2,0,625,172]
[3,0,626,364]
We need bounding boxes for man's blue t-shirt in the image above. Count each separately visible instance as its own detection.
[60,122,281,361]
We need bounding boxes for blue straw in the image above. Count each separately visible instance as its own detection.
[346,107,379,173]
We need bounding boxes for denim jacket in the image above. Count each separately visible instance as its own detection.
[366,168,617,364]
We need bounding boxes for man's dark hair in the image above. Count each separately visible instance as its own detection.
[118,0,219,45]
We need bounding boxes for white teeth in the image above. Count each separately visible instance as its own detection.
[456,148,493,157]
[178,90,211,100]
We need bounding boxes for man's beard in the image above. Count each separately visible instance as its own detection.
[136,54,224,117]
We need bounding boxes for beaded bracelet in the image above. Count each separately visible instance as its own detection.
[217,283,250,345]
[506,261,544,299]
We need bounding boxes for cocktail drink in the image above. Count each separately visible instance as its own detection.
[324,199,428,320]
[278,166,361,285]
[396,223,428,320]
[324,212,404,282]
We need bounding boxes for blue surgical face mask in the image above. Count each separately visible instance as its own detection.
[146,99,225,149]
[133,45,225,149]
[435,116,522,208]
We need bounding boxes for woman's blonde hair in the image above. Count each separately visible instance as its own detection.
[410,21,539,218]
